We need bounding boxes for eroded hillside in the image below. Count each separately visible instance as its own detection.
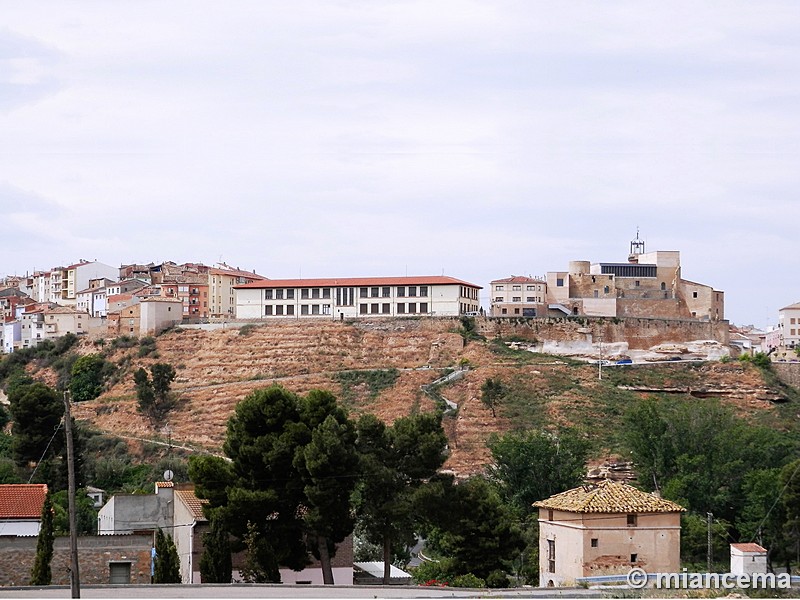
[65,318,798,477]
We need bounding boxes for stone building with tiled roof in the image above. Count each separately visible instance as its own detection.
[534,480,684,587]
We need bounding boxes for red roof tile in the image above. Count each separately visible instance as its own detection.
[0,484,47,519]
[208,267,267,280]
[236,275,481,289]
[491,275,545,284]
[731,543,767,553]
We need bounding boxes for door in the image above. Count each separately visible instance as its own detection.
[109,562,131,584]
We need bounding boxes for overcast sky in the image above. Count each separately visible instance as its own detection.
[1,1,798,327]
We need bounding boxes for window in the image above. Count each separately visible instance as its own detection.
[420,302,428,313]
[322,304,331,315]
[496,285,504,291]
[397,303,406,314]
[548,539,556,573]
[495,296,503,302]
[635,280,640,287]
[371,287,379,298]
[527,297,534,302]
[527,285,534,291]
[274,289,283,300]
[631,554,638,563]
[382,287,391,297]
[302,289,310,299]
[287,289,295,300]
[359,303,367,314]
[604,286,609,294]
[286,305,294,315]
[693,291,698,298]
[397,286,405,297]
[591,538,598,548]
[265,306,273,316]
[371,303,379,314]
[312,288,320,299]
[301,305,309,315]
[627,514,637,527]
[792,318,797,325]
[556,278,564,287]
[322,288,331,299]
[275,305,284,316]
[501,308,507,314]
[512,285,521,291]
[265,290,273,300]
[419,286,428,297]
[593,290,598,298]
[514,308,520,314]
[311,305,320,315]
[408,303,417,313]
[408,286,417,297]
[512,296,521,302]
[360,287,368,298]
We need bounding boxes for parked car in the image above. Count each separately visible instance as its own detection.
[616,358,633,365]
[667,356,682,361]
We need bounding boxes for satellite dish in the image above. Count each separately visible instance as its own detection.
[163,469,174,482]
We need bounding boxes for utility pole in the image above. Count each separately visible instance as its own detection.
[63,391,80,598]
[707,512,713,574]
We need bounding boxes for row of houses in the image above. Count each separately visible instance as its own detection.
[0,237,735,353]
[0,481,774,587]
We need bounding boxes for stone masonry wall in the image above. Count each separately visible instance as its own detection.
[478,316,729,350]
[773,363,800,389]
[0,534,152,587]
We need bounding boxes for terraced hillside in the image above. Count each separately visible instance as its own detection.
[65,318,798,477]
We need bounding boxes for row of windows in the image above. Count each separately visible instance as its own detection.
[495,284,544,292]
[359,286,429,298]
[460,286,479,300]
[359,302,429,315]
[494,296,544,303]
[265,288,333,300]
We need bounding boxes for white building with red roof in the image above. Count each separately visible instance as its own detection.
[208,264,267,319]
[489,275,547,317]
[234,275,481,320]
[0,484,48,536]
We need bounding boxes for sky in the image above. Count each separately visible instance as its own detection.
[1,1,799,328]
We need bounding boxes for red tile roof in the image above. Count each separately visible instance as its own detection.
[533,480,685,514]
[175,489,209,521]
[731,543,767,553]
[0,484,47,519]
[208,267,267,280]
[491,275,545,284]
[236,275,481,289]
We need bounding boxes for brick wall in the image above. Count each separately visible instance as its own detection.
[0,534,152,586]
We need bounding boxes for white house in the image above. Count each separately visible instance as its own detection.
[0,484,47,536]
[778,302,800,349]
[730,543,768,576]
[235,276,481,320]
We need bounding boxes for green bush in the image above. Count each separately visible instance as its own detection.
[451,573,485,588]
[486,570,510,588]
[137,337,157,358]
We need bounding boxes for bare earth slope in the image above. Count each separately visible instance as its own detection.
[69,319,797,477]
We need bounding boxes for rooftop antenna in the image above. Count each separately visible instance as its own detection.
[629,227,645,263]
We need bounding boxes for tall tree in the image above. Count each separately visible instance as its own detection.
[354,412,448,584]
[150,363,176,404]
[480,378,505,417]
[199,510,232,583]
[486,429,588,516]
[190,385,360,584]
[30,491,54,585]
[154,528,181,583]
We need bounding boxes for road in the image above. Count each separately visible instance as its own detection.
[0,584,606,599]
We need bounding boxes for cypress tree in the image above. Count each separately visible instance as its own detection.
[154,528,181,583]
[199,512,231,583]
[30,491,54,585]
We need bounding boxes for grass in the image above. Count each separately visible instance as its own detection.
[335,368,400,405]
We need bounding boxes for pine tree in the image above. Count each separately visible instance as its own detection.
[154,528,181,583]
[199,511,232,583]
[30,491,54,585]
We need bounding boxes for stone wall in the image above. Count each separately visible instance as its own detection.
[0,534,152,587]
[773,362,800,389]
[478,316,729,350]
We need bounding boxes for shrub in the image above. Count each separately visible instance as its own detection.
[486,570,510,588]
[451,573,485,588]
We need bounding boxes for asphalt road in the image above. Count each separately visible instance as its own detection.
[0,584,605,599]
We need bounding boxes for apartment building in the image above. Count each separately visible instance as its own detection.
[489,276,547,317]
[235,275,481,320]
[208,264,267,319]
[60,260,119,304]
[778,302,800,348]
